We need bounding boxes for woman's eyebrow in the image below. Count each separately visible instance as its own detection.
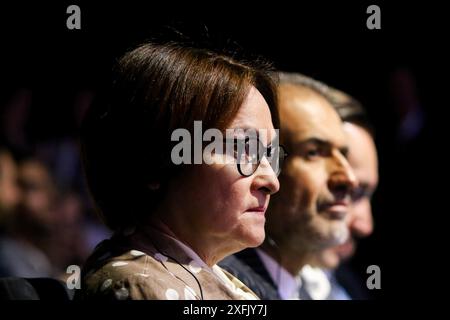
[229,126,257,132]
[228,128,277,145]
[228,127,259,137]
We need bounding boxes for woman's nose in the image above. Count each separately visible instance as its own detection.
[253,156,280,195]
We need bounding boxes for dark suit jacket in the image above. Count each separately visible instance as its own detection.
[219,248,281,300]
[335,262,372,300]
[221,249,371,300]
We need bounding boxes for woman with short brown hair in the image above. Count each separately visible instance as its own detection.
[77,40,286,300]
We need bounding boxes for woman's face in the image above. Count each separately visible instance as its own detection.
[167,86,280,254]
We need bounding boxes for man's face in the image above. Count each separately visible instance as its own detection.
[314,122,378,269]
[334,123,378,260]
[266,84,357,254]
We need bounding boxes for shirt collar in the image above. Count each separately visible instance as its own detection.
[170,235,257,300]
[300,265,332,300]
[256,249,332,300]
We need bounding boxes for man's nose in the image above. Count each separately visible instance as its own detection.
[328,153,358,199]
[349,200,374,238]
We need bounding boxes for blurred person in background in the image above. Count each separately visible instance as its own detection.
[1,87,110,280]
[0,144,21,228]
[47,191,90,278]
[311,86,379,299]
[0,143,22,276]
[0,157,56,277]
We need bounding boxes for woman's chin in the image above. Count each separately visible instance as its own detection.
[243,229,266,248]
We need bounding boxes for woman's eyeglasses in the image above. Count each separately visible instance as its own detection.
[226,137,288,177]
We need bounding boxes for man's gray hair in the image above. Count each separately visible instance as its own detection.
[275,71,372,134]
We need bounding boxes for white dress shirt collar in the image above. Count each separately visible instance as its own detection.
[256,248,332,300]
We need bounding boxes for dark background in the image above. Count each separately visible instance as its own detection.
[1,1,443,300]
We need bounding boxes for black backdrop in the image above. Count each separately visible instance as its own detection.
[1,1,443,300]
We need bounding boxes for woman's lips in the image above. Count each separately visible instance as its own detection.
[246,206,267,215]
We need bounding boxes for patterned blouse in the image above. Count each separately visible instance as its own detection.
[76,226,259,300]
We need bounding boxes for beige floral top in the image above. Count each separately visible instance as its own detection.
[76,226,259,300]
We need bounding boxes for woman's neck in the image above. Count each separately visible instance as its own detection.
[147,213,234,267]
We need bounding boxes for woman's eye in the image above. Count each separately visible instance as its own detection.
[232,138,261,162]
[244,140,250,155]
[244,138,257,154]
[244,140,257,162]
[232,144,238,156]
[232,139,247,159]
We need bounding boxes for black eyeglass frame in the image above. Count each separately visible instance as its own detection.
[228,136,288,177]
